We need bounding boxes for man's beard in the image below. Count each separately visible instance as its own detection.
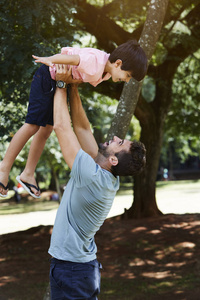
[98,143,110,158]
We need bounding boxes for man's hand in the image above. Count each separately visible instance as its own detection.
[32,55,54,67]
[55,64,83,84]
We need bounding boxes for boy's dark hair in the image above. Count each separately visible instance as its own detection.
[109,40,148,82]
[111,140,146,177]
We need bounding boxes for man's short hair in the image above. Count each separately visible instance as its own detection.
[111,140,146,176]
[109,40,148,82]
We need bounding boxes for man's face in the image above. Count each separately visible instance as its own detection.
[99,136,131,157]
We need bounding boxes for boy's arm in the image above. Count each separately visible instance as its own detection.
[53,65,81,169]
[32,53,80,67]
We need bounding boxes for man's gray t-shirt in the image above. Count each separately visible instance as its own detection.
[48,149,119,263]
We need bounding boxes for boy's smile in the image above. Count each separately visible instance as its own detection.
[112,69,132,83]
[108,59,132,83]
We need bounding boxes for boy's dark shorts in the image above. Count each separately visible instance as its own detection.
[25,64,56,127]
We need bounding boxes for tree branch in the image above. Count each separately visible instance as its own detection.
[107,0,169,140]
[75,0,143,51]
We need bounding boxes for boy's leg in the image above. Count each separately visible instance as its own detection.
[0,123,39,196]
[18,65,55,197]
[19,125,53,197]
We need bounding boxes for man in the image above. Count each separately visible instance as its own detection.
[49,64,146,300]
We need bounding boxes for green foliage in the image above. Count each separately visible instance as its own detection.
[170,52,200,136]
[81,89,118,143]
[0,0,82,187]
[78,86,141,144]
[161,51,200,162]
[103,0,148,31]
[38,131,69,187]
[0,101,26,139]
[0,0,79,137]
[141,76,156,103]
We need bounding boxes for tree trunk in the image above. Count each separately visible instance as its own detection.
[107,0,169,139]
[107,81,142,140]
[128,73,174,218]
[107,0,169,218]
[169,142,175,180]
[49,168,62,202]
[53,169,62,202]
[128,116,164,218]
[49,169,56,190]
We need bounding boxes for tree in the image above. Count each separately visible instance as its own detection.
[72,0,200,218]
[130,1,200,217]
[106,0,169,217]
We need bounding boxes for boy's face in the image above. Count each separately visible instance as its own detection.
[110,60,132,83]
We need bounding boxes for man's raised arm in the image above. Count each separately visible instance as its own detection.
[53,65,81,169]
[54,64,98,158]
[69,85,99,158]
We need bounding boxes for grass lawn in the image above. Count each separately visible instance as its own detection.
[0,190,59,215]
[0,179,200,215]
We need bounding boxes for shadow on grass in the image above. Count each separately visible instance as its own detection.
[0,212,200,299]
[97,213,200,300]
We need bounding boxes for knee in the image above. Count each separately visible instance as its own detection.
[40,126,53,140]
[26,124,40,135]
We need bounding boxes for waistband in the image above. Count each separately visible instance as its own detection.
[51,257,102,269]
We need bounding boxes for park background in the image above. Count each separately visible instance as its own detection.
[0,0,200,299]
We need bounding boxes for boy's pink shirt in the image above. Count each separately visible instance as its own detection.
[50,47,111,87]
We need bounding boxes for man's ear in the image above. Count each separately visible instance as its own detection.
[109,155,118,166]
[114,59,122,68]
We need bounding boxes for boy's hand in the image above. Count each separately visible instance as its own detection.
[55,65,82,84]
[32,55,54,67]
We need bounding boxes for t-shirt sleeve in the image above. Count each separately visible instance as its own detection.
[71,149,100,187]
[76,48,107,82]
